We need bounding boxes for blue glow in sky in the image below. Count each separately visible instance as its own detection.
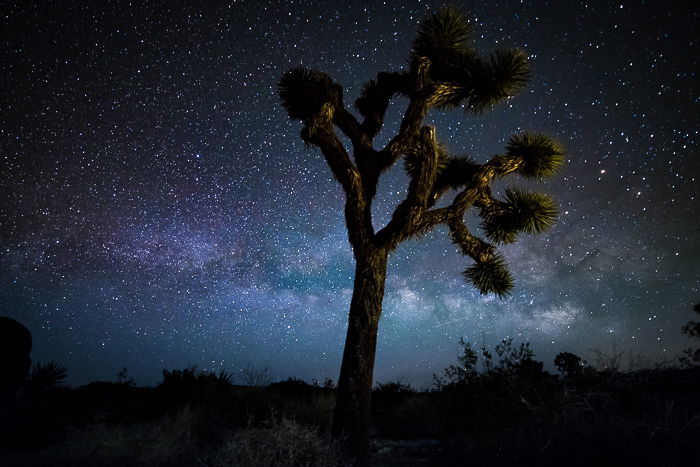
[1,0,697,387]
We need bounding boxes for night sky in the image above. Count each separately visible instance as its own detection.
[1,0,698,387]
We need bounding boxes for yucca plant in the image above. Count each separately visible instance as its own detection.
[279,7,564,463]
[24,361,68,394]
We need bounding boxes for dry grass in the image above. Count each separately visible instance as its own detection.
[214,415,349,467]
[36,405,346,467]
[5,354,698,466]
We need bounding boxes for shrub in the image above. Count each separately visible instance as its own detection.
[240,364,271,387]
[159,367,234,394]
[433,338,549,389]
[213,416,349,466]
[432,338,478,389]
[41,405,211,466]
[554,351,587,377]
[267,377,317,397]
[23,361,68,394]
[680,303,700,367]
[373,381,415,395]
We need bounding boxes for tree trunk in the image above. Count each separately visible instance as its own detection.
[332,248,388,465]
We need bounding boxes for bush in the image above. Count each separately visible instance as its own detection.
[433,338,550,389]
[41,405,212,466]
[37,407,349,466]
[432,340,700,466]
[554,351,587,377]
[680,303,700,367]
[267,377,317,397]
[214,416,349,467]
[373,381,415,395]
[265,378,335,430]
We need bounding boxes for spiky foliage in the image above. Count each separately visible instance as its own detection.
[507,132,565,178]
[412,9,480,110]
[403,142,450,177]
[356,78,383,116]
[216,369,235,385]
[412,8,473,64]
[25,361,68,392]
[432,156,479,199]
[463,253,514,297]
[465,49,529,113]
[404,143,482,206]
[278,67,335,122]
[355,72,408,116]
[483,188,558,244]
[425,48,529,113]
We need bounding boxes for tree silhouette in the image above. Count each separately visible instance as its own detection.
[554,351,587,377]
[680,303,700,366]
[279,8,563,463]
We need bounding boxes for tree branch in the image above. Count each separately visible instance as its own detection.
[301,103,372,251]
[404,151,524,236]
[375,126,439,249]
[377,59,434,172]
[333,97,371,153]
[473,186,507,218]
[301,105,356,192]
[355,71,410,139]
[447,217,493,262]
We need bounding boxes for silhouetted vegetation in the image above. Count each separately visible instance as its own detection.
[268,377,320,397]
[680,303,700,367]
[554,351,590,377]
[433,338,550,390]
[239,363,272,387]
[24,361,68,395]
[373,381,415,396]
[1,340,698,466]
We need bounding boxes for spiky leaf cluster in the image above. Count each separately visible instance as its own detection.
[25,361,68,393]
[463,254,513,297]
[356,78,384,117]
[404,146,480,205]
[464,49,530,113]
[375,8,530,114]
[428,156,479,205]
[433,156,479,189]
[279,67,335,121]
[403,142,450,178]
[507,132,565,178]
[412,8,473,65]
[355,72,408,116]
[483,188,557,244]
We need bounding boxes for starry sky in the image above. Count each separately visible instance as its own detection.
[1,0,698,387]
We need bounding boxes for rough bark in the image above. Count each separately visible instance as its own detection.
[331,248,388,466]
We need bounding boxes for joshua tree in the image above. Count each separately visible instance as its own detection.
[279,8,563,463]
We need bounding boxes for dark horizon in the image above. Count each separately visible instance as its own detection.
[1,0,698,388]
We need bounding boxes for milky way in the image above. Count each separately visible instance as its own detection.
[1,0,698,387]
